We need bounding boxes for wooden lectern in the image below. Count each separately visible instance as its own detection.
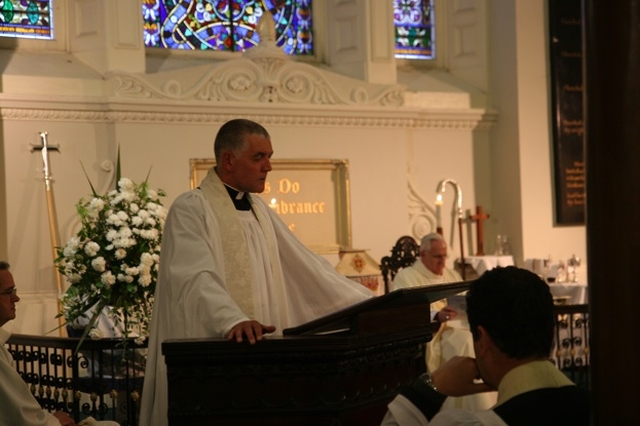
[162,281,470,425]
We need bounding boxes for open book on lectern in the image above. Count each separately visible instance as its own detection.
[283,280,471,337]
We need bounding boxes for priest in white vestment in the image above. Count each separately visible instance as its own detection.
[139,119,372,426]
[390,233,497,412]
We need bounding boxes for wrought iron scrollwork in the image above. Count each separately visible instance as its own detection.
[6,334,147,426]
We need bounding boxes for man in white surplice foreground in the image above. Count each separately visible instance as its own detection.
[139,119,372,426]
[391,233,497,411]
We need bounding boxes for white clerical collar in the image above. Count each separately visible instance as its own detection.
[222,184,251,210]
[223,184,246,199]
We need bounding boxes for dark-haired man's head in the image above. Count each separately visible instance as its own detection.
[214,119,271,163]
[467,266,554,360]
[213,119,273,194]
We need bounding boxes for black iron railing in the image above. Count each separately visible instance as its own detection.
[552,304,590,388]
[6,333,146,426]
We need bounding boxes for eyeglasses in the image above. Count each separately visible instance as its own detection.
[0,287,17,297]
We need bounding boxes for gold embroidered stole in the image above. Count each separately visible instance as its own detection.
[248,194,289,326]
[199,168,255,318]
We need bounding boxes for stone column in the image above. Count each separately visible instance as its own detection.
[324,0,397,84]
[67,0,145,74]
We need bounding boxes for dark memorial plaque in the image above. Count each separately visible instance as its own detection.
[549,0,585,225]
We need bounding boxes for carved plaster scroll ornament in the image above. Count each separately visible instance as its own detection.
[407,177,438,241]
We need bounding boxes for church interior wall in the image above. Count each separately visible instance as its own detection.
[0,0,588,335]
[487,0,587,278]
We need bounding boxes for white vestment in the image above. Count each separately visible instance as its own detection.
[139,170,372,426]
[391,262,497,411]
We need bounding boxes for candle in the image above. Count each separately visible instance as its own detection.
[435,194,443,228]
[269,198,278,213]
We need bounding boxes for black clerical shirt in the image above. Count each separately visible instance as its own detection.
[223,185,251,211]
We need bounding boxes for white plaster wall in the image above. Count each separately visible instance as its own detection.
[515,1,586,273]
[486,0,587,279]
[408,127,479,263]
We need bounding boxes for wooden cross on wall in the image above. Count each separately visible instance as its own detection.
[469,205,490,256]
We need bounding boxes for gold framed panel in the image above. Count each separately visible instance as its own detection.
[189,159,352,254]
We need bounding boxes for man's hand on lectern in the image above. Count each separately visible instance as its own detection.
[228,320,276,344]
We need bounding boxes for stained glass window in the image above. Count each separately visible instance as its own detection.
[142,0,313,55]
[0,0,53,39]
[394,0,434,60]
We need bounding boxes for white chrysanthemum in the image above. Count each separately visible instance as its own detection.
[131,216,144,226]
[101,271,116,287]
[107,213,123,226]
[121,191,136,203]
[145,217,157,227]
[118,178,134,192]
[114,236,136,248]
[84,241,100,257]
[140,229,158,240]
[117,273,134,283]
[147,204,167,221]
[114,248,127,259]
[140,252,153,266]
[117,211,129,222]
[138,261,151,275]
[130,203,140,214]
[119,227,133,238]
[89,197,105,213]
[137,209,150,220]
[110,194,124,206]
[138,274,152,287]
[91,257,106,272]
[125,266,139,276]
[106,229,118,241]
[63,236,80,257]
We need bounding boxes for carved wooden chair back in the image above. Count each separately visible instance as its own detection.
[380,235,420,294]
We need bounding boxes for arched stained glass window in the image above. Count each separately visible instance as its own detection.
[394,0,434,60]
[0,0,53,39]
[142,0,313,55]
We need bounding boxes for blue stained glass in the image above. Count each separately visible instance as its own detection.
[0,0,54,40]
[394,0,435,60]
[142,0,313,55]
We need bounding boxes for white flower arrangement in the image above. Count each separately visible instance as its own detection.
[56,173,167,345]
